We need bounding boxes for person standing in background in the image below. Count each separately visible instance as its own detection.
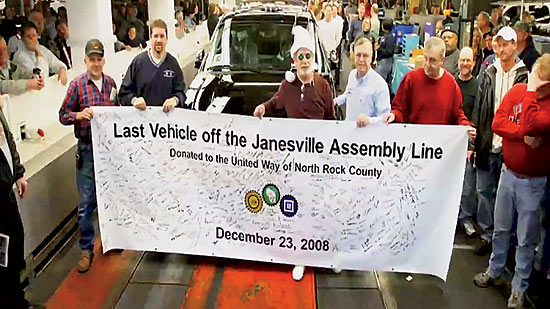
[454,47,479,237]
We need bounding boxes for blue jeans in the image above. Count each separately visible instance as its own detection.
[375,57,393,90]
[476,153,502,242]
[459,161,477,222]
[535,179,550,272]
[488,167,546,292]
[76,142,96,251]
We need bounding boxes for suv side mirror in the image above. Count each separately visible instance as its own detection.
[195,49,206,69]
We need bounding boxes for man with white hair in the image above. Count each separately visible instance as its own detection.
[454,47,479,237]
[470,26,528,256]
[386,37,476,142]
[254,26,335,121]
[253,26,335,281]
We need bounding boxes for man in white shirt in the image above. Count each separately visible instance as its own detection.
[318,5,342,55]
[12,22,67,86]
[8,33,24,57]
[335,36,390,126]
[1,35,45,95]
[332,3,344,42]
[318,4,343,88]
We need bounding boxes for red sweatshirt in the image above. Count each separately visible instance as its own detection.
[492,84,550,177]
[391,68,470,125]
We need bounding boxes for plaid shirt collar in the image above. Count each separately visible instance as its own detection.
[83,71,107,86]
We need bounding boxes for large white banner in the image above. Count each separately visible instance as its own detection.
[91,107,468,279]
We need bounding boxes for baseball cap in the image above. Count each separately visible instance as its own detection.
[85,39,104,57]
[495,26,517,42]
[440,23,458,37]
[513,21,531,34]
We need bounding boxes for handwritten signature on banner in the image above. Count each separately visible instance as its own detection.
[91,107,467,279]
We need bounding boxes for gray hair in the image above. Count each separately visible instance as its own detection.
[478,11,490,23]
[424,37,446,59]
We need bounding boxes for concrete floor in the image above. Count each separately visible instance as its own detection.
[25,220,549,308]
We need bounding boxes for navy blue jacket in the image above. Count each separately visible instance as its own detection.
[519,37,541,72]
[119,51,186,107]
[377,31,395,61]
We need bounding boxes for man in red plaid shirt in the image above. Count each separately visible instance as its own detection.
[59,39,119,273]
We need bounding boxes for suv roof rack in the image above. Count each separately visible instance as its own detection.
[238,0,309,11]
[241,0,308,6]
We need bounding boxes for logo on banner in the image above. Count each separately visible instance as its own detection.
[245,191,263,213]
[280,195,298,217]
[262,184,280,206]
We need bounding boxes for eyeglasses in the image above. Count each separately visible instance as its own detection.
[297,52,312,61]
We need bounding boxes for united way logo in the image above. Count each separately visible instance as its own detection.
[280,195,298,217]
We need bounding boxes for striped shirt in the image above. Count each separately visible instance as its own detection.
[59,72,119,143]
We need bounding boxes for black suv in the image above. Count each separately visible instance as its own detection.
[185,0,334,116]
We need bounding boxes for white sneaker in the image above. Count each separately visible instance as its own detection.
[463,221,477,237]
[292,265,305,281]
[332,268,342,274]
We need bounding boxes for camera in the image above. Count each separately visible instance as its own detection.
[32,67,41,78]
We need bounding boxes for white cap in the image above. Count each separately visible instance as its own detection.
[290,26,315,57]
[496,26,517,42]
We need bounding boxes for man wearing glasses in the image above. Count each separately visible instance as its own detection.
[253,26,335,281]
[253,26,336,120]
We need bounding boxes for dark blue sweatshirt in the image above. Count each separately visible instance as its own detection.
[119,51,186,107]
[377,31,395,61]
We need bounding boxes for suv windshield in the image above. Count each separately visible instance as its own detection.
[230,21,292,69]
[207,17,311,73]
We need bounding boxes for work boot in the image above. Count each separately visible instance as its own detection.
[507,289,524,308]
[474,240,492,256]
[463,220,477,237]
[473,270,506,288]
[77,250,93,273]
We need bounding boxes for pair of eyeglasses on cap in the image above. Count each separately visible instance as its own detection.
[297,52,312,61]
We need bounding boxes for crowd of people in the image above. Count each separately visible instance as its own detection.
[1,0,550,308]
[0,1,211,69]
[260,1,550,308]
[2,11,186,307]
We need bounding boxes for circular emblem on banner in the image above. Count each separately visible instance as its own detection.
[245,191,263,213]
[262,184,280,206]
[279,195,298,217]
